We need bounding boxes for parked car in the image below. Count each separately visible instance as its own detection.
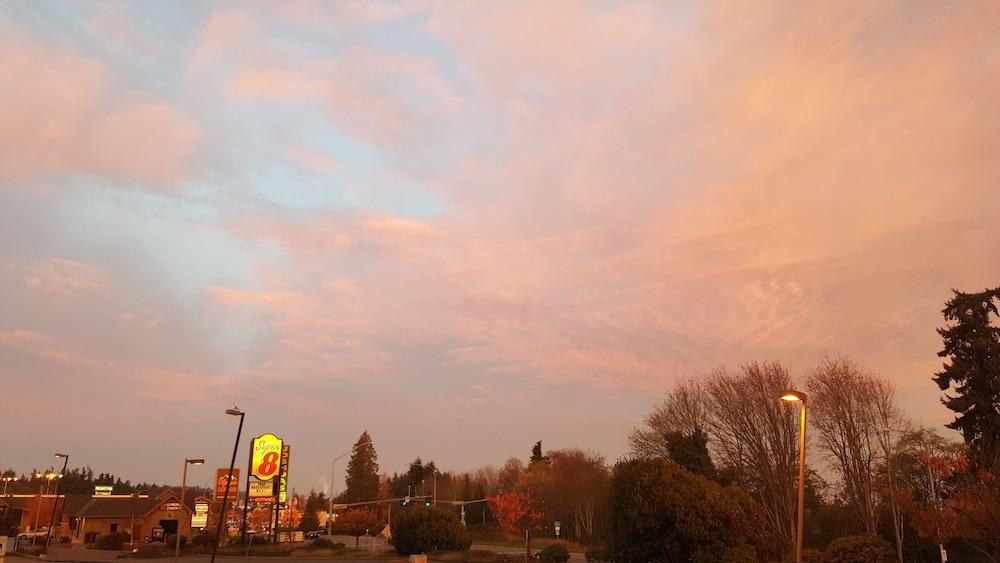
[16,527,50,541]
[304,530,321,539]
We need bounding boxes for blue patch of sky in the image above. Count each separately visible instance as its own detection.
[223,100,444,218]
[58,182,259,297]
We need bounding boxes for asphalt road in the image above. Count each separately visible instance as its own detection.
[43,539,585,563]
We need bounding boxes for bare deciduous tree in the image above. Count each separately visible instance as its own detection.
[705,361,800,549]
[628,378,710,459]
[806,356,901,537]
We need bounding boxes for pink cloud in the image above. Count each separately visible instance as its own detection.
[0,33,201,189]
[18,258,110,295]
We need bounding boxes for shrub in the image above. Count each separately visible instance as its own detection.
[306,538,345,550]
[391,506,472,555]
[801,547,823,563]
[191,532,214,547]
[585,546,614,562]
[609,459,768,563]
[165,534,187,548]
[538,544,571,563]
[823,535,893,563]
[95,532,129,550]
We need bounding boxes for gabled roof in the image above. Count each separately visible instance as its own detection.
[77,492,191,519]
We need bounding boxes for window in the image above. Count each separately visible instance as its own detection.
[110,523,118,533]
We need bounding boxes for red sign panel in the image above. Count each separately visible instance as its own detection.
[215,468,240,502]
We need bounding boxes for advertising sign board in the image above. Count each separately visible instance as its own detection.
[192,501,209,528]
[277,445,290,507]
[251,434,283,481]
[214,468,240,501]
[94,485,113,497]
[249,480,275,498]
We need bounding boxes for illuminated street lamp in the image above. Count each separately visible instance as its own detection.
[175,458,205,563]
[1,476,16,496]
[781,390,807,563]
[46,453,70,548]
[211,406,245,563]
[33,472,60,546]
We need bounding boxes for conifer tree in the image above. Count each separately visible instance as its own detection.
[343,431,379,502]
[933,287,1000,469]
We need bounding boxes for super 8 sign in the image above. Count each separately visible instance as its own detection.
[251,433,284,481]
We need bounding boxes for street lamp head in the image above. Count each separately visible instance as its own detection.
[187,458,205,465]
[54,453,69,459]
[781,390,806,402]
[225,405,243,416]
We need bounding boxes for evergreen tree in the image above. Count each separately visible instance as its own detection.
[530,441,549,466]
[299,491,323,531]
[343,431,379,503]
[665,430,716,480]
[405,458,426,495]
[933,287,1000,469]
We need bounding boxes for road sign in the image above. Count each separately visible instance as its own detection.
[251,434,283,481]
[214,468,240,501]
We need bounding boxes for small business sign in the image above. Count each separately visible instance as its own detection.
[554,521,561,538]
[94,485,113,497]
[161,502,182,511]
[151,526,165,541]
[249,480,275,498]
[251,434,284,481]
[277,445,290,507]
[214,468,240,501]
[192,501,209,528]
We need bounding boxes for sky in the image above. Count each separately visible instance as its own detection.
[2,1,999,490]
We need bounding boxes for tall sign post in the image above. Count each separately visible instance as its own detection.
[242,434,283,544]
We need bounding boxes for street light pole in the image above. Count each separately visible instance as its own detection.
[175,458,204,563]
[781,391,807,563]
[33,473,57,546]
[46,453,69,548]
[211,406,245,563]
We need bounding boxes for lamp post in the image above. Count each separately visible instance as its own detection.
[781,390,807,563]
[1,476,16,496]
[328,438,372,533]
[46,453,69,548]
[33,473,59,546]
[210,406,245,563]
[175,458,204,563]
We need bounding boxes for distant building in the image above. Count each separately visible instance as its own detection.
[76,490,192,544]
[0,493,91,539]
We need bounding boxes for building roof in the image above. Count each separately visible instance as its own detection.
[0,493,91,516]
[77,492,190,519]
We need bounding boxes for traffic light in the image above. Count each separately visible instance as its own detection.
[424,497,432,507]
[402,496,410,507]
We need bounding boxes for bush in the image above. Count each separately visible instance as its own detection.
[391,506,472,555]
[609,459,768,563]
[823,535,893,563]
[306,538,345,550]
[191,532,215,547]
[585,546,614,562]
[165,534,187,548]
[538,544,571,563]
[95,532,129,550]
[801,547,823,563]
